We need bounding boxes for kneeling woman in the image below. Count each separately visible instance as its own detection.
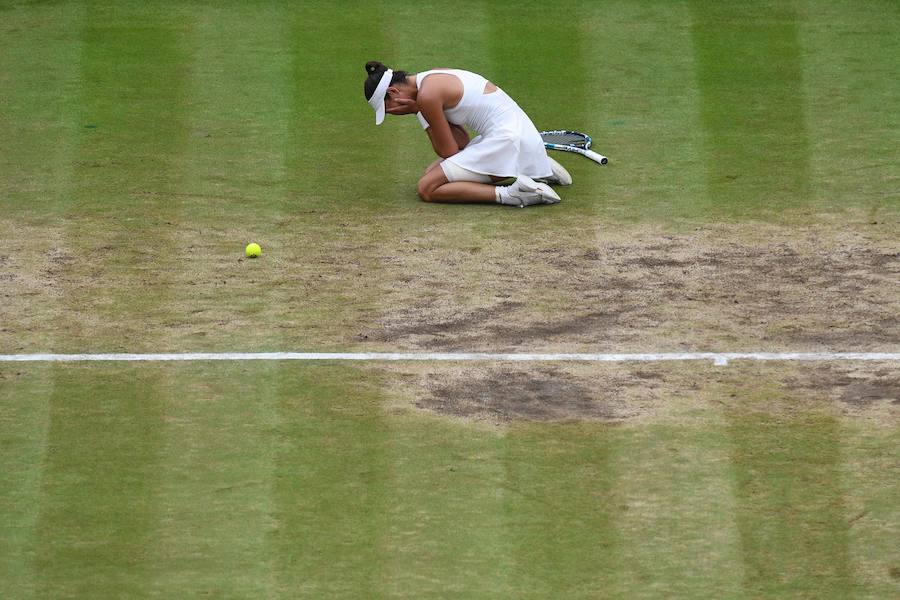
[363,61,570,207]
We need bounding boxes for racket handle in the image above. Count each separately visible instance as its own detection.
[583,149,608,165]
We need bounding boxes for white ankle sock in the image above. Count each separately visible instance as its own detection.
[495,185,509,204]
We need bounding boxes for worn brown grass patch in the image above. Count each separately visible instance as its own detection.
[419,366,624,423]
[374,361,900,425]
[3,214,897,358]
[363,222,899,353]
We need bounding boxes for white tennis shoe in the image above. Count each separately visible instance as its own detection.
[537,156,573,186]
[497,175,561,207]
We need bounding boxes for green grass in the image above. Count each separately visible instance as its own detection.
[1,1,898,598]
[3,364,898,598]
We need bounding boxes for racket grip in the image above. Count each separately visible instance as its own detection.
[584,149,608,165]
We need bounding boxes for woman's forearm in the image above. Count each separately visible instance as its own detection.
[449,124,470,149]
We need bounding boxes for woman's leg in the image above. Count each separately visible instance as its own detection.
[416,166,497,203]
[423,158,443,175]
[416,160,559,205]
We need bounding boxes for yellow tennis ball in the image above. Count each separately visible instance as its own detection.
[245,243,261,258]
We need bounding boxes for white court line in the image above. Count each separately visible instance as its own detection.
[0,352,898,366]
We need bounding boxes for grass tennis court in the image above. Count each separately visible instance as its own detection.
[1,1,898,598]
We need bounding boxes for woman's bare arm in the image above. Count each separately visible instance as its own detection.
[419,93,459,158]
[449,124,470,149]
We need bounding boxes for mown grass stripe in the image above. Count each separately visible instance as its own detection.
[150,363,282,597]
[144,5,296,596]
[0,4,84,598]
[34,367,167,597]
[375,6,518,596]
[611,417,746,596]
[270,4,396,596]
[270,367,392,597]
[576,0,708,223]
[838,421,900,596]
[726,401,854,597]
[568,4,742,595]
[798,5,900,592]
[35,3,192,596]
[503,423,624,597]
[0,365,52,600]
[799,0,900,215]
[690,0,812,217]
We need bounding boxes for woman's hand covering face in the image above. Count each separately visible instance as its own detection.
[386,97,419,115]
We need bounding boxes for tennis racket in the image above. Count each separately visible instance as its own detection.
[540,130,608,165]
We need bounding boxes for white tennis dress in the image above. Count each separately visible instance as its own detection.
[416,69,552,179]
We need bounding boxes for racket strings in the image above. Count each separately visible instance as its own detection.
[540,130,591,148]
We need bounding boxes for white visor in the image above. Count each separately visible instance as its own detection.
[367,68,393,125]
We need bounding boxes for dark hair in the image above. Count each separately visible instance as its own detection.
[364,61,409,100]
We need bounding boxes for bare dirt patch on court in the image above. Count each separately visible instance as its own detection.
[383,362,687,424]
[0,221,77,350]
[418,365,625,422]
[379,361,900,425]
[786,365,900,410]
[364,221,899,353]
[4,212,897,361]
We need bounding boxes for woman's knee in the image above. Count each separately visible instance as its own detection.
[416,178,435,202]
[417,171,446,202]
